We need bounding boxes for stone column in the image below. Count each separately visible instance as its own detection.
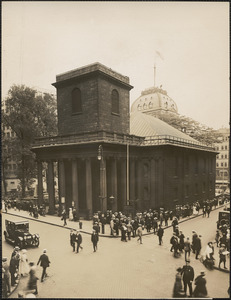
[86,158,93,219]
[121,158,127,207]
[58,159,65,214]
[130,158,136,201]
[37,160,43,206]
[99,158,107,213]
[47,160,55,214]
[150,158,156,208]
[137,159,143,211]
[111,158,118,211]
[72,159,79,211]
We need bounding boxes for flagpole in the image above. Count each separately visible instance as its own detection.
[154,63,156,87]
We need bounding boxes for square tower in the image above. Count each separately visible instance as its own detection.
[52,62,133,136]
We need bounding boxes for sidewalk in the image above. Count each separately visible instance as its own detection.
[3,203,227,238]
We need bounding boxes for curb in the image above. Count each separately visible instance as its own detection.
[2,204,225,238]
[5,274,21,299]
[213,266,230,273]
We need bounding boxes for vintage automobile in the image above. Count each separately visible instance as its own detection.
[217,210,230,230]
[4,220,40,249]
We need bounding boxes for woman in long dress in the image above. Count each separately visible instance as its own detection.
[20,249,29,276]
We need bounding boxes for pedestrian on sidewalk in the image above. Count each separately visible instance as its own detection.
[37,249,51,282]
[2,257,11,295]
[215,230,220,247]
[184,237,191,262]
[61,209,67,226]
[181,259,194,297]
[202,206,206,217]
[179,231,185,252]
[70,229,77,252]
[193,271,208,298]
[28,262,38,295]
[194,235,202,260]
[20,249,29,277]
[191,231,197,254]
[76,231,83,253]
[137,224,143,244]
[157,224,164,245]
[153,217,158,234]
[91,230,99,252]
[10,254,19,286]
[100,214,106,234]
[172,267,184,298]
[206,205,211,218]
[218,244,227,269]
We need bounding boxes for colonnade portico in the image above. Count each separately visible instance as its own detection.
[36,149,163,218]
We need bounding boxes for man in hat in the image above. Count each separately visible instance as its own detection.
[184,237,191,262]
[70,229,77,252]
[191,231,197,254]
[11,246,20,259]
[157,224,164,245]
[91,230,99,252]
[218,244,227,269]
[76,231,83,253]
[193,271,207,297]
[194,235,202,259]
[37,249,51,282]
[9,254,18,286]
[181,259,194,297]
[172,217,178,232]
[153,217,158,234]
[2,257,11,294]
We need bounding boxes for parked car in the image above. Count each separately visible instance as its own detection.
[4,220,40,249]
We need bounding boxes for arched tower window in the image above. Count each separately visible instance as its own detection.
[111,89,119,114]
[72,88,82,114]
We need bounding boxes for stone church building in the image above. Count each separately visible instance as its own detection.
[32,63,217,218]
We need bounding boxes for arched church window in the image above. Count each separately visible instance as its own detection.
[138,104,142,111]
[72,88,82,114]
[143,103,147,110]
[111,89,119,114]
[164,101,168,109]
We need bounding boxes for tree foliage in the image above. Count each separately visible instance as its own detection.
[158,113,221,145]
[2,84,57,197]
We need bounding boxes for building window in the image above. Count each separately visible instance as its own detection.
[137,104,142,111]
[185,156,189,175]
[216,163,219,167]
[221,155,223,159]
[221,163,223,167]
[143,103,147,110]
[72,88,82,114]
[225,154,227,159]
[225,145,227,150]
[195,183,198,195]
[225,162,227,167]
[174,156,178,176]
[111,89,119,114]
[195,156,198,174]
[148,102,153,109]
[221,146,224,150]
[202,182,205,192]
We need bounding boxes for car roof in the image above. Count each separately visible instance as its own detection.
[6,220,29,225]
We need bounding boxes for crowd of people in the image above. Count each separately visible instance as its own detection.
[2,247,51,298]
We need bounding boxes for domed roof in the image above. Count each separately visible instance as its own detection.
[131,86,178,114]
[130,112,197,142]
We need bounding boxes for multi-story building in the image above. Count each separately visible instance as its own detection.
[214,127,229,192]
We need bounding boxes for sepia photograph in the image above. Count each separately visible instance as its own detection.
[1,1,230,299]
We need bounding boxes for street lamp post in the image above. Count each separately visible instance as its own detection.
[97,145,107,213]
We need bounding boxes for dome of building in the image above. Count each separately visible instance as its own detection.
[131,86,178,115]
[130,111,197,143]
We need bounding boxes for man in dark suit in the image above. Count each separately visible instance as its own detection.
[91,230,99,252]
[194,235,202,259]
[76,231,83,253]
[157,225,164,245]
[37,249,51,282]
[181,259,194,297]
[70,229,77,252]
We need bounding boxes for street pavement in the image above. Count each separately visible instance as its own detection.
[2,206,230,299]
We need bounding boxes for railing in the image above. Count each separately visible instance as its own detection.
[32,131,215,151]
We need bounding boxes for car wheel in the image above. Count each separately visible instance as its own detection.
[33,238,40,247]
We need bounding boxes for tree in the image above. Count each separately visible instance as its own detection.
[2,84,57,197]
[158,113,221,145]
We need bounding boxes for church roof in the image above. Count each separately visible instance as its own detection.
[131,86,178,114]
[130,112,197,143]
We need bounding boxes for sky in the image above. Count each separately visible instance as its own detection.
[2,1,230,129]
